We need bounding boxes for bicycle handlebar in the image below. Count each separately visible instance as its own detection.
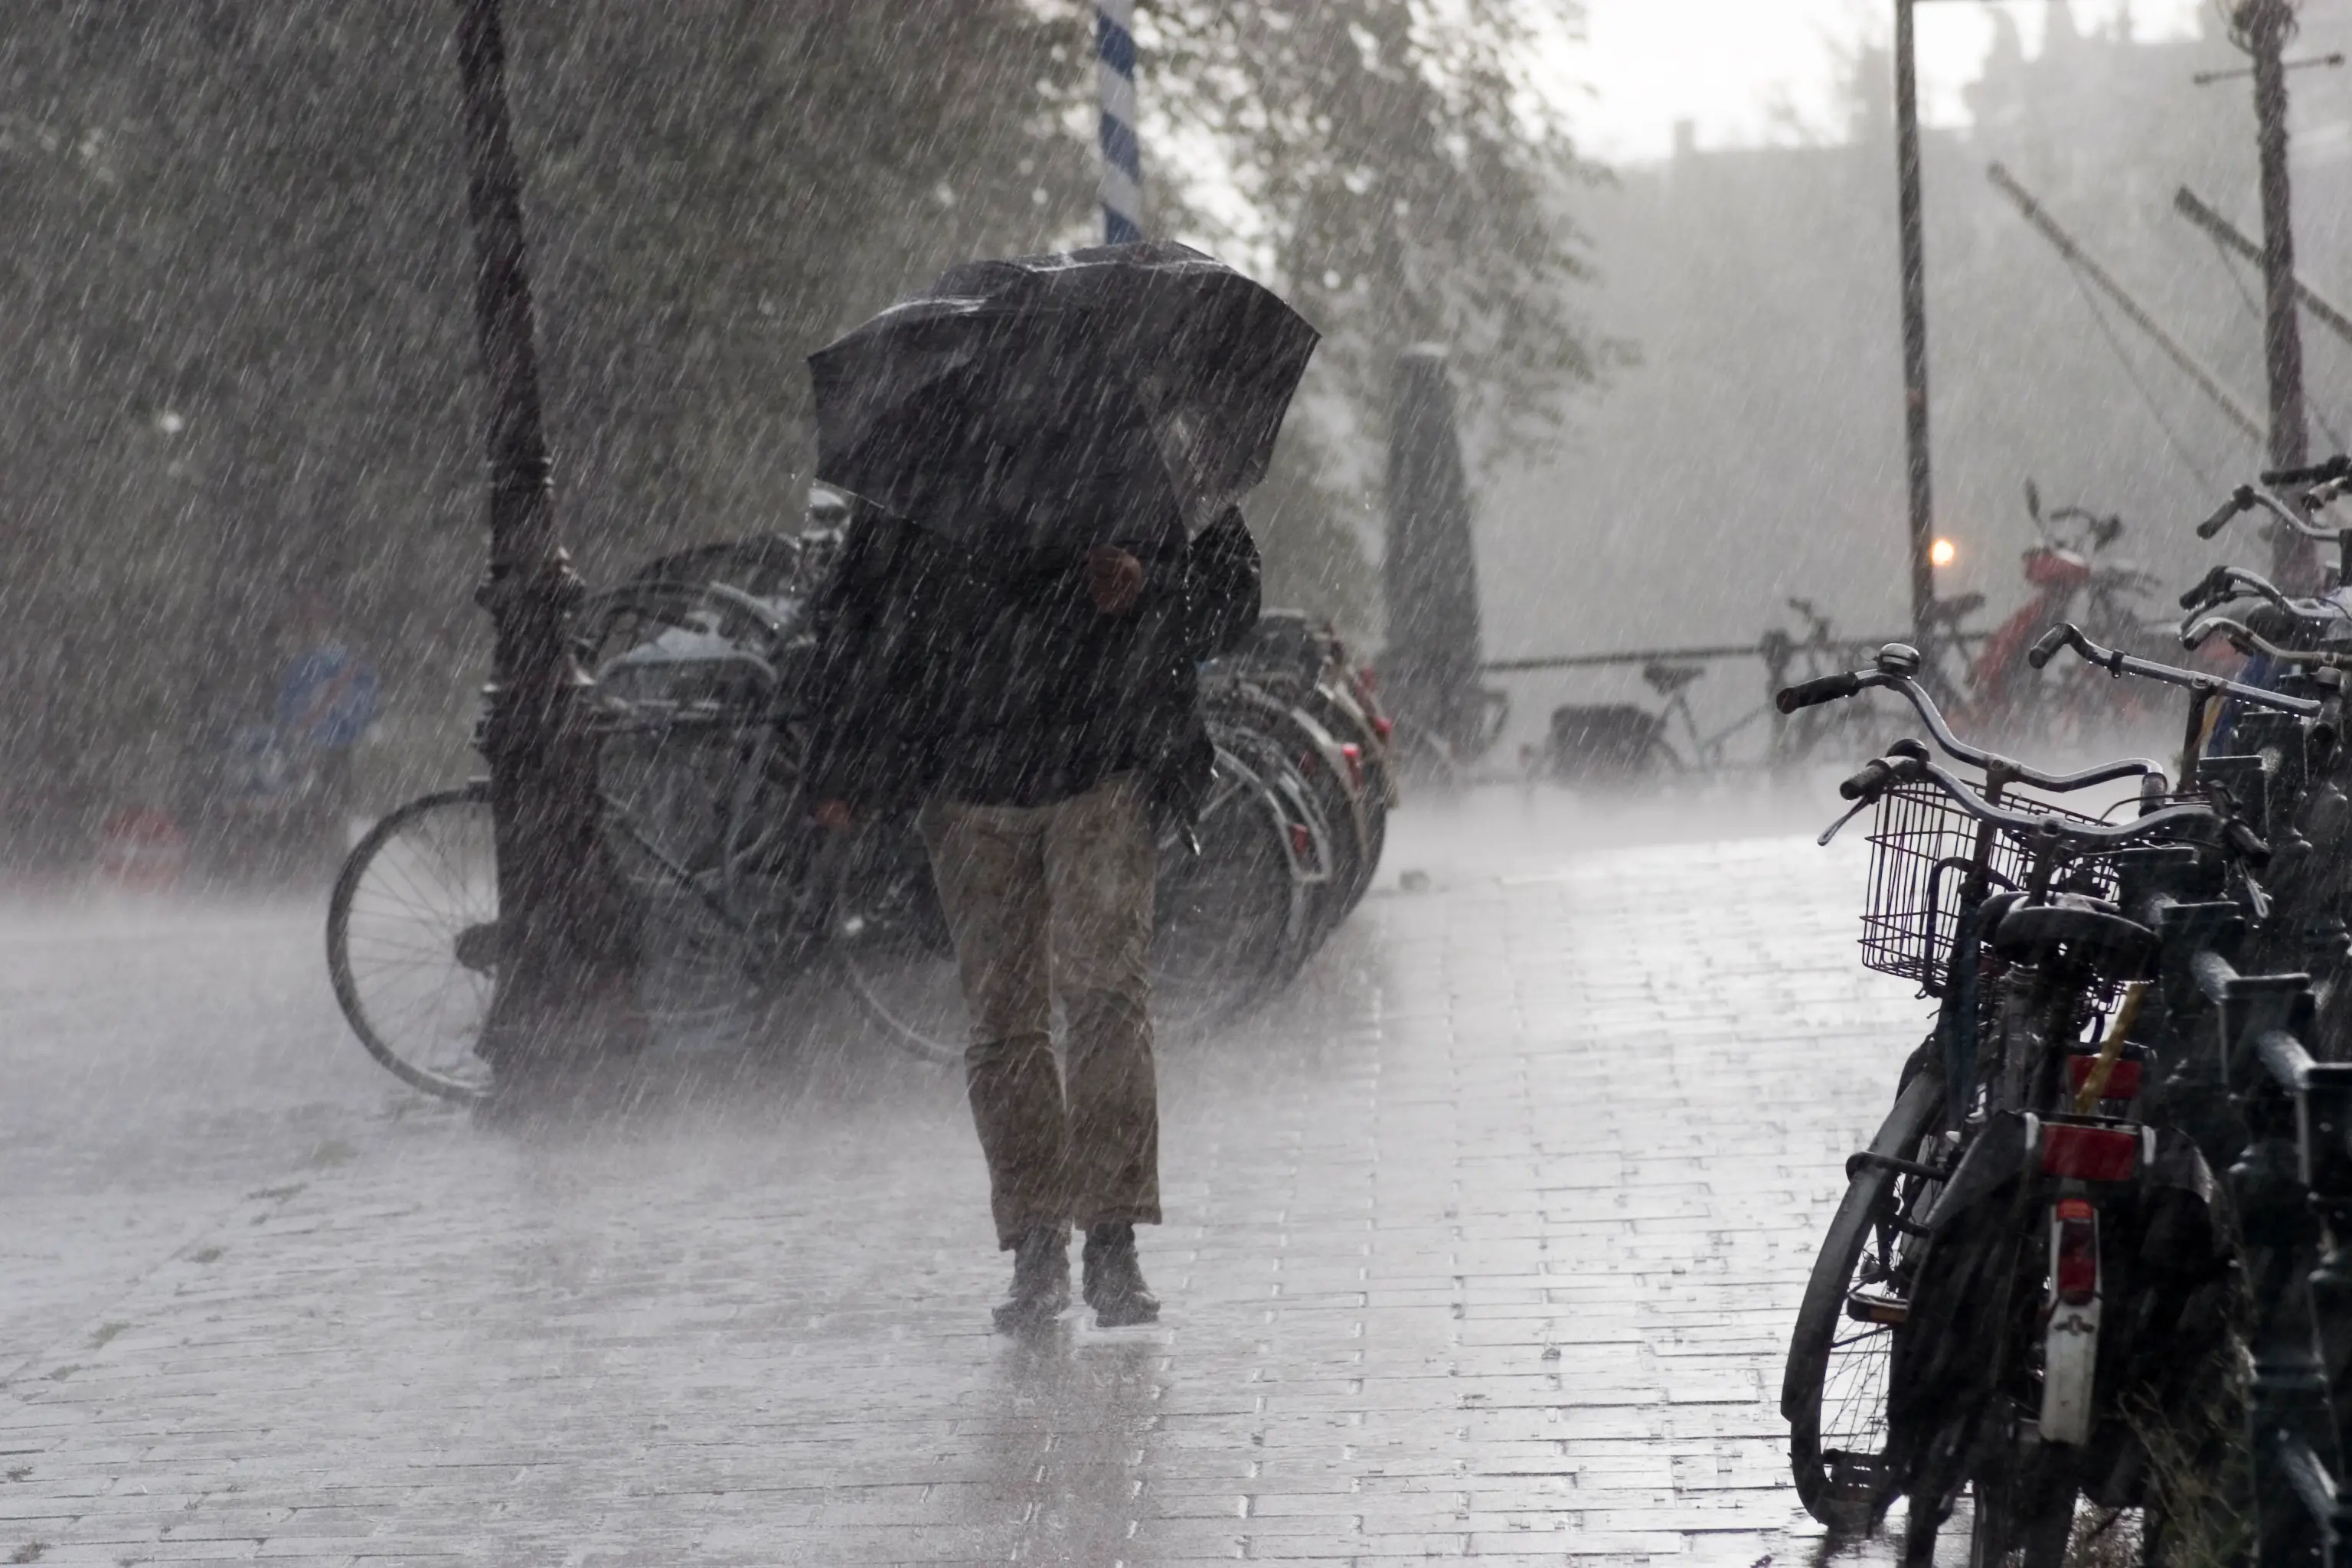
[2204,482,2347,544]
[1775,672,1862,712]
[2174,567,2348,638]
[2179,564,2280,612]
[1839,757,1897,801]
[2197,488,2253,540]
[2029,622,2323,717]
[1775,645,2168,792]
[2182,612,2352,675]
[2310,474,2352,509]
[2262,455,2352,489]
[1844,753,2220,851]
[2025,623,2075,669]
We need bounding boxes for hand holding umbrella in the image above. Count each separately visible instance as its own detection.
[1086,545,1145,614]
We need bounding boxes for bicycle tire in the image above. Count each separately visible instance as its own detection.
[1785,1065,1945,1532]
[831,745,1317,1061]
[1960,1463,2076,1568]
[827,816,964,1064]
[593,706,779,1050]
[1301,688,1390,910]
[1215,686,1373,916]
[325,784,498,1103]
[1155,742,1318,1017]
[1214,722,1342,949]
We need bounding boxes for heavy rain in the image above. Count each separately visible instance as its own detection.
[5,1,2350,1563]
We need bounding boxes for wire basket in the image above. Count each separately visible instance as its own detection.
[1861,782,2118,991]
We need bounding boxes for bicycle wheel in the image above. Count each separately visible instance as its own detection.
[1214,722,1341,949]
[1217,686,1373,918]
[325,784,498,1102]
[1959,1463,2076,1568]
[1154,744,1314,1029]
[828,816,965,1063]
[835,748,1322,1057]
[1305,684,1391,886]
[1289,699,1380,914]
[595,711,773,1050]
[1785,1063,1945,1533]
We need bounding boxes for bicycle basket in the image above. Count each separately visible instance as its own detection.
[1860,782,2117,991]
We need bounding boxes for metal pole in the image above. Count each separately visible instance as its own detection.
[2245,0,2309,478]
[1895,0,1934,648]
[2228,0,2318,586]
[452,0,632,1080]
[1095,0,1142,243]
[1988,164,2266,445]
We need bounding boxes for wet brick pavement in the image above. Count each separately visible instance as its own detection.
[0,804,1934,1564]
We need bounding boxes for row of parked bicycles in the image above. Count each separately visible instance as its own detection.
[1536,479,2174,784]
[1780,455,2352,1565]
[323,519,1393,1102]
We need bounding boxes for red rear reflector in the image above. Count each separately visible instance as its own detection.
[2053,1202,2099,1305]
[2067,1057,2143,1099]
[1373,716,1394,741]
[1340,743,1363,787]
[2040,1123,2138,1182]
[1289,824,1312,856]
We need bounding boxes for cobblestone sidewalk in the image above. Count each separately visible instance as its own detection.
[0,818,1932,1565]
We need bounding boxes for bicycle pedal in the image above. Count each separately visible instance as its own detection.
[1844,1291,1909,1326]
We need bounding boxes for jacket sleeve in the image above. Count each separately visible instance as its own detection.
[1186,505,1262,662]
[799,515,955,812]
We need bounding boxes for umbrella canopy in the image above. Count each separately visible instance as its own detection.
[809,241,1318,557]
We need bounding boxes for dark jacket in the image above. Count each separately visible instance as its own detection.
[802,505,1261,827]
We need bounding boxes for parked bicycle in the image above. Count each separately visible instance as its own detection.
[1535,651,1795,783]
[1759,596,1978,773]
[325,539,1388,1100]
[1777,642,2256,1564]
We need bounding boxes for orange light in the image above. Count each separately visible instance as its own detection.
[1929,537,1958,568]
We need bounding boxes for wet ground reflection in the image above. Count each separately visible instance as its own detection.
[2,791,1932,1563]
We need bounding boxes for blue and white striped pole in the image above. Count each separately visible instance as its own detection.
[1095,0,1142,243]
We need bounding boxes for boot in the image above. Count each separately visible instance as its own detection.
[1083,1222,1160,1328]
[991,1226,1070,1333]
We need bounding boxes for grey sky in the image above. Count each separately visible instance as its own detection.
[1560,0,2207,162]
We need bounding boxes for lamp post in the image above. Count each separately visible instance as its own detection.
[452,0,632,1081]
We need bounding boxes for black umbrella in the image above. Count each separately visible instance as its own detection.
[809,241,1318,556]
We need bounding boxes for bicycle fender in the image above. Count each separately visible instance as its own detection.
[2136,1126,2231,1269]
[1922,1110,2031,1231]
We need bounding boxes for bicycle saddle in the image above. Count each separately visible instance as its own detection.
[1642,661,1704,697]
[1990,899,2159,982]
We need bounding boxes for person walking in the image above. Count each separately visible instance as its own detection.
[800,241,1312,1329]
[805,485,1260,1330]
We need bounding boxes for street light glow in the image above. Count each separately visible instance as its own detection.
[1929,537,1957,567]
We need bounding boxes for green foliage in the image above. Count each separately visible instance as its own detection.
[0,0,1592,853]
[1141,0,1602,636]
[1143,1,1599,440]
